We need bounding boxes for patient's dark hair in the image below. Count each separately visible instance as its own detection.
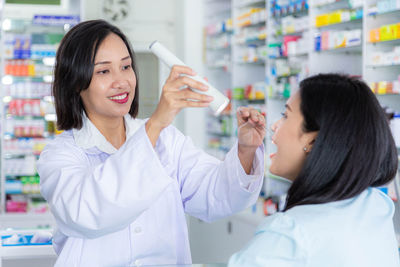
[53,19,139,130]
[284,73,398,211]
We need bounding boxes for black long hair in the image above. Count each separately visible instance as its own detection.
[53,19,139,130]
[284,73,398,211]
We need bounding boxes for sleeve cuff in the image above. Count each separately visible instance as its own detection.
[226,141,265,192]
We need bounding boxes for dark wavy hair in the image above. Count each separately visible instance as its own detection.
[53,19,139,130]
[284,73,398,211]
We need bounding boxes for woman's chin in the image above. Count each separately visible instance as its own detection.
[269,165,279,176]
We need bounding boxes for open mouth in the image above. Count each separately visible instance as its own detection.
[108,93,129,104]
[270,139,277,159]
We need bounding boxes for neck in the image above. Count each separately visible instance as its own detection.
[87,113,126,149]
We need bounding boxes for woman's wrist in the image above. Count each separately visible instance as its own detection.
[237,144,257,174]
[145,118,163,147]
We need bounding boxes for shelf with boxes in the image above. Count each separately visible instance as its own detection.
[234,2,268,67]
[232,0,267,134]
[204,0,235,160]
[0,16,79,216]
[267,0,309,100]
[364,0,400,81]
[313,0,363,53]
[204,0,234,72]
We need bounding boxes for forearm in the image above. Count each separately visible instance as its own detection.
[145,119,162,147]
[238,144,257,174]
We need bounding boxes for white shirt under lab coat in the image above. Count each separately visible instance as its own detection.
[38,114,264,267]
[228,187,400,267]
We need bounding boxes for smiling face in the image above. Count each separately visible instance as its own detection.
[80,33,136,122]
[270,91,318,180]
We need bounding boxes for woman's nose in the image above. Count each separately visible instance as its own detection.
[271,120,278,132]
[111,76,129,89]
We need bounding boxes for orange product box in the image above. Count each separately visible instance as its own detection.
[386,82,394,94]
[369,28,380,43]
[390,24,397,40]
[397,23,400,39]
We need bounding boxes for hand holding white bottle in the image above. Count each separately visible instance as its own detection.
[149,41,230,116]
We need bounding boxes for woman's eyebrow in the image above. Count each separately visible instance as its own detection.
[95,56,131,65]
[285,104,292,112]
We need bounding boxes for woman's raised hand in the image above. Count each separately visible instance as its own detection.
[145,65,213,146]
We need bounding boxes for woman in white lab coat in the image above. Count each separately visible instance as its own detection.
[37,20,265,266]
[228,74,400,267]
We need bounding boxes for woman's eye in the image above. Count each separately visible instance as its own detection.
[123,65,131,70]
[281,112,287,119]
[97,69,109,74]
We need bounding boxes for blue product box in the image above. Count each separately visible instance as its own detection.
[2,235,52,247]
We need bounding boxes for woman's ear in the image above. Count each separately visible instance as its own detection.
[305,131,318,153]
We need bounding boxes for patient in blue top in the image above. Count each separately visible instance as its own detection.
[229,73,400,267]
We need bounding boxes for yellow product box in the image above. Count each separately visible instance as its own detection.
[328,11,341,25]
[380,24,396,41]
[226,18,233,31]
[251,8,262,14]
[255,91,265,100]
[369,82,377,94]
[369,28,380,43]
[258,32,267,40]
[377,81,387,95]
[284,25,296,34]
[315,14,328,27]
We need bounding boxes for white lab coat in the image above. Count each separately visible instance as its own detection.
[38,114,264,267]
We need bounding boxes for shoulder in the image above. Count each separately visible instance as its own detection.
[281,188,395,233]
[229,213,309,266]
[45,130,76,150]
[39,130,87,163]
[256,212,306,239]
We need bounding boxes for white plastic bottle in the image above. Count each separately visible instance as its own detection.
[149,41,229,116]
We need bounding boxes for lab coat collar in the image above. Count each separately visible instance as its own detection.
[72,113,144,155]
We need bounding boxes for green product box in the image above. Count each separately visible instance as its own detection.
[233,87,244,100]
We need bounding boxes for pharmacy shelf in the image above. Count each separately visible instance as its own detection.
[367,8,400,18]
[288,52,309,57]
[368,39,400,46]
[313,0,357,9]
[206,45,232,50]
[315,18,363,30]
[235,0,266,8]
[366,64,400,69]
[273,9,309,18]
[235,60,266,65]
[0,16,77,220]
[205,7,232,17]
[316,45,363,54]
[0,245,55,259]
[280,30,309,36]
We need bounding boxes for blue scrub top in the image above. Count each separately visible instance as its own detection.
[229,188,400,267]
